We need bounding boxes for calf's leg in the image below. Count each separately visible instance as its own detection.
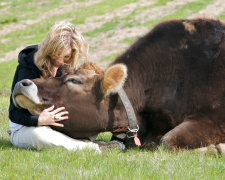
[194,143,225,155]
[160,114,224,150]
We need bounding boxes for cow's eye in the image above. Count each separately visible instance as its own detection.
[67,78,83,84]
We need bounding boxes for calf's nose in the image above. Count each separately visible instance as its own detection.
[20,79,34,87]
[13,79,41,108]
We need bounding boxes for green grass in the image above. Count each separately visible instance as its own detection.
[1,0,225,179]
[120,37,137,44]
[0,60,17,92]
[71,0,138,24]
[144,0,212,27]
[0,141,225,179]
[0,61,17,150]
[85,0,175,37]
[218,14,225,20]
[152,0,174,7]
[163,0,212,19]
[84,18,120,37]
[0,0,63,28]
[0,17,18,25]
[0,21,53,55]
[101,53,120,62]
[0,0,138,58]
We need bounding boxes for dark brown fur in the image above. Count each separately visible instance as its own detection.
[111,18,225,149]
[14,18,225,150]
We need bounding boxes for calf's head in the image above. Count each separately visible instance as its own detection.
[13,62,128,136]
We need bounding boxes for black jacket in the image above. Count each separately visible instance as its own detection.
[8,45,62,126]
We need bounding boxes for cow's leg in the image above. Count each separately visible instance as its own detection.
[216,143,225,154]
[94,140,126,151]
[90,134,126,151]
[160,114,224,150]
[141,133,162,150]
[194,143,225,155]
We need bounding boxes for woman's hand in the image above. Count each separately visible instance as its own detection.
[38,105,69,127]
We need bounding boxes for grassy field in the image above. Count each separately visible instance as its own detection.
[1,0,225,179]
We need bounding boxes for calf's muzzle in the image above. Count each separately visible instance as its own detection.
[12,79,41,108]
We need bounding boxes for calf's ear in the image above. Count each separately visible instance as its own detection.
[103,64,127,96]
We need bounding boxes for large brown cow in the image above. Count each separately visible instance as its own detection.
[13,18,225,153]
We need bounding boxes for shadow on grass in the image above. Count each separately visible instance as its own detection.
[0,138,14,149]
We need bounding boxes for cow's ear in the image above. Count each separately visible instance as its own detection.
[103,64,127,96]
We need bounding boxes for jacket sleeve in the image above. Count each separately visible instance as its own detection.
[9,67,39,127]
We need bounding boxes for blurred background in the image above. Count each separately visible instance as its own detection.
[0,0,224,68]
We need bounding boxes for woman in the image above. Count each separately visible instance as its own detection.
[8,21,100,152]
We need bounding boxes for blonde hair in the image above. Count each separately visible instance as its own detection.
[34,21,88,78]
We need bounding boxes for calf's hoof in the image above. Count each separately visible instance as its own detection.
[160,135,176,151]
[216,143,225,155]
[194,144,218,155]
[94,140,126,152]
[192,144,225,155]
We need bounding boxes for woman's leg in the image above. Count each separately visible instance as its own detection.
[10,126,100,152]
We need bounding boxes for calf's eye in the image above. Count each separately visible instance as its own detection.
[67,78,83,84]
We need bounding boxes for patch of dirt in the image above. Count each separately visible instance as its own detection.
[189,0,225,18]
[0,0,154,63]
[78,0,155,33]
[0,0,104,36]
[87,0,200,68]
[0,2,11,6]
[132,0,199,24]
[0,5,10,15]
[0,38,10,43]
[87,26,149,69]
[0,45,26,63]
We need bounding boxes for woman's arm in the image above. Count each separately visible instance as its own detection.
[9,66,68,127]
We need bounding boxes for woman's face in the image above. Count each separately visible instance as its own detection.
[50,48,72,67]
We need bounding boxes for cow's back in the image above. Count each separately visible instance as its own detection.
[113,19,225,137]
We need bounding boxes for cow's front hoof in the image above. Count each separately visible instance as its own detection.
[160,134,177,151]
[94,140,126,152]
[216,143,225,155]
[194,144,218,155]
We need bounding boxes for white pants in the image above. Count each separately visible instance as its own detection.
[10,126,101,153]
